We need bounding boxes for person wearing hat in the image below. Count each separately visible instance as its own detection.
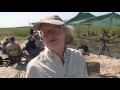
[25,15,88,78]
[6,36,22,62]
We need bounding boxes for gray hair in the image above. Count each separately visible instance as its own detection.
[61,25,74,45]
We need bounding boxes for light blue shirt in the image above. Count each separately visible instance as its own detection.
[25,46,88,78]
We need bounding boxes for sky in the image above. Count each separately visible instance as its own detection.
[0,12,119,28]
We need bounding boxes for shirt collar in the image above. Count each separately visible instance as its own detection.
[44,46,70,59]
[64,47,70,59]
[44,46,54,58]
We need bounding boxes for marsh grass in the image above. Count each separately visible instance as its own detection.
[1,26,120,43]
[73,25,120,38]
[0,27,29,41]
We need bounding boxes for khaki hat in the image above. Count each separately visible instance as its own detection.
[4,37,9,41]
[33,15,65,30]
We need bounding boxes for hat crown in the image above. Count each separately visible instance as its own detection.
[42,15,64,22]
[33,15,65,30]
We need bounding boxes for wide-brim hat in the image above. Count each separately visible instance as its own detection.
[33,15,65,30]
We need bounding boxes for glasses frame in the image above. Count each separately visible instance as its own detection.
[40,27,61,37]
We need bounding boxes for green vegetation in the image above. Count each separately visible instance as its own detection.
[0,27,30,41]
[1,25,120,42]
[73,25,120,38]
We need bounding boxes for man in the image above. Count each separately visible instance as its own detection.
[25,15,88,78]
[6,36,22,63]
[24,35,39,58]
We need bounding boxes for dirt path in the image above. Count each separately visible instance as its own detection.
[0,63,26,78]
[85,54,120,78]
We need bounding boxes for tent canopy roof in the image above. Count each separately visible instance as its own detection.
[66,12,95,24]
[69,12,120,26]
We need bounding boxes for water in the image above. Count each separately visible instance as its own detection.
[70,38,120,59]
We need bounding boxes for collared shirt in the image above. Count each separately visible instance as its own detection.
[25,47,88,78]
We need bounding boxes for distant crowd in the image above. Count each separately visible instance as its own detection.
[0,28,44,63]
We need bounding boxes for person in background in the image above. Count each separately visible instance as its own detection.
[29,28,34,36]
[1,37,10,54]
[0,42,2,50]
[25,15,88,78]
[6,36,22,62]
[23,35,39,58]
[77,45,89,56]
[33,33,44,52]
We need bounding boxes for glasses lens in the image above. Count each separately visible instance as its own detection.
[41,27,60,37]
[41,31,48,37]
[52,28,60,34]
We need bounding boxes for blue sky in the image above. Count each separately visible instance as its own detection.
[0,12,119,28]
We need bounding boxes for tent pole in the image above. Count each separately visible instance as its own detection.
[78,25,80,47]
[108,12,114,32]
[87,25,89,36]
[99,13,113,58]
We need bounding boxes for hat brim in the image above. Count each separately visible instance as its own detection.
[33,20,65,30]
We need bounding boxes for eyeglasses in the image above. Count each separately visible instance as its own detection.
[40,27,60,37]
